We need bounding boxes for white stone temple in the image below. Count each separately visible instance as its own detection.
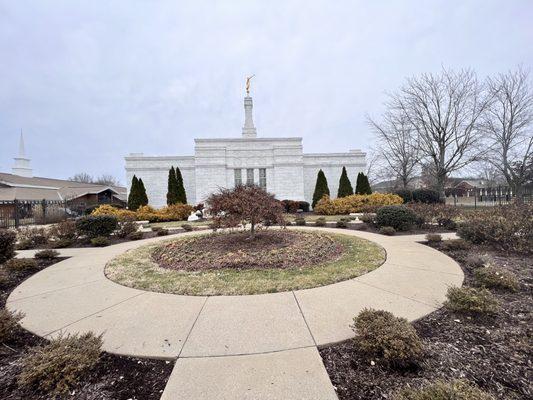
[125,90,366,208]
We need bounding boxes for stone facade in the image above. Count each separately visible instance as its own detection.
[125,95,366,208]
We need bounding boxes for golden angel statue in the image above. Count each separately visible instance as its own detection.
[245,75,255,95]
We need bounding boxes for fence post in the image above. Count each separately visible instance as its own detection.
[42,199,47,224]
[14,199,20,228]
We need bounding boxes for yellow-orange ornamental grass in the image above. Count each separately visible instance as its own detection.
[314,193,403,215]
[91,203,194,222]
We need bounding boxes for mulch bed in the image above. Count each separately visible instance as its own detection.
[0,258,174,399]
[152,230,345,271]
[320,244,532,399]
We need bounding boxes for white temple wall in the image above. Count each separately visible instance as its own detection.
[125,156,196,208]
[303,151,366,204]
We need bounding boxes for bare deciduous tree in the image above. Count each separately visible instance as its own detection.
[69,172,93,183]
[368,110,420,189]
[392,68,489,198]
[69,173,121,187]
[482,67,533,199]
[95,174,121,187]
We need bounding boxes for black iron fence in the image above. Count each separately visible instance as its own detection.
[445,186,532,207]
[0,199,74,229]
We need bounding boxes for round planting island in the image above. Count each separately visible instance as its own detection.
[105,230,386,296]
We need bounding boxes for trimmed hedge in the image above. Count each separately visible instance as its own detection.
[375,206,419,231]
[394,188,441,204]
[281,200,310,213]
[76,215,118,238]
[314,193,403,215]
[0,229,16,264]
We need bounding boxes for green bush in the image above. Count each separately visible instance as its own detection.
[50,238,73,249]
[336,218,349,228]
[379,226,396,236]
[0,309,24,343]
[442,239,471,251]
[376,206,418,231]
[127,231,144,240]
[394,379,495,400]
[34,249,60,259]
[294,217,306,226]
[425,233,442,243]
[394,189,413,203]
[412,188,441,204]
[445,286,498,315]
[0,229,16,264]
[474,266,519,292]
[352,308,423,368]
[76,215,118,238]
[181,224,194,232]
[314,217,327,227]
[90,236,110,247]
[17,332,102,395]
[156,228,169,236]
[4,258,38,271]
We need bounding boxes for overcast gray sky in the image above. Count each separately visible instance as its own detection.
[1,0,532,184]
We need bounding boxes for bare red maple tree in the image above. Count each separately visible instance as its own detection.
[206,184,285,238]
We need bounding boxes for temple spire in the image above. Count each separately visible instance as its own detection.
[242,76,257,138]
[12,130,33,177]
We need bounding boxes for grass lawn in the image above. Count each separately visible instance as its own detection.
[148,219,208,228]
[105,230,385,295]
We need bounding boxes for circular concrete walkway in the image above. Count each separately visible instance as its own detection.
[7,227,463,400]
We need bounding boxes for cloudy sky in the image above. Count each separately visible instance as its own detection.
[1,0,532,184]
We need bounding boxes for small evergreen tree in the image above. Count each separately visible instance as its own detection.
[356,172,372,195]
[167,166,178,205]
[337,166,354,198]
[128,175,140,210]
[175,167,187,204]
[312,169,330,208]
[138,178,149,206]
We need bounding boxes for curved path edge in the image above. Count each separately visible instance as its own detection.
[7,228,463,400]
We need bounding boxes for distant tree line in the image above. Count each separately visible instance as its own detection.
[69,173,121,187]
[368,67,533,200]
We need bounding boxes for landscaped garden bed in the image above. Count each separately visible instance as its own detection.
[319,240,532,399]
[0,241,173,399]
[106,229,385,295]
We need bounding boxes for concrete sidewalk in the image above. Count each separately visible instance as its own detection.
[7,228,463,399]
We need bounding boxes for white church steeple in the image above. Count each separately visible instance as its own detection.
[12,131,33,177]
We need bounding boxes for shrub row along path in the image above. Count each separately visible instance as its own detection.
[7,228,462,400]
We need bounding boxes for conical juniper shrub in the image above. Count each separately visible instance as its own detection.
[167,166,178,205]
[312,169,330,208]
[337,166,354,198]
[138,178,149,206]
[175,167,187,204]
[127,175,140,210]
